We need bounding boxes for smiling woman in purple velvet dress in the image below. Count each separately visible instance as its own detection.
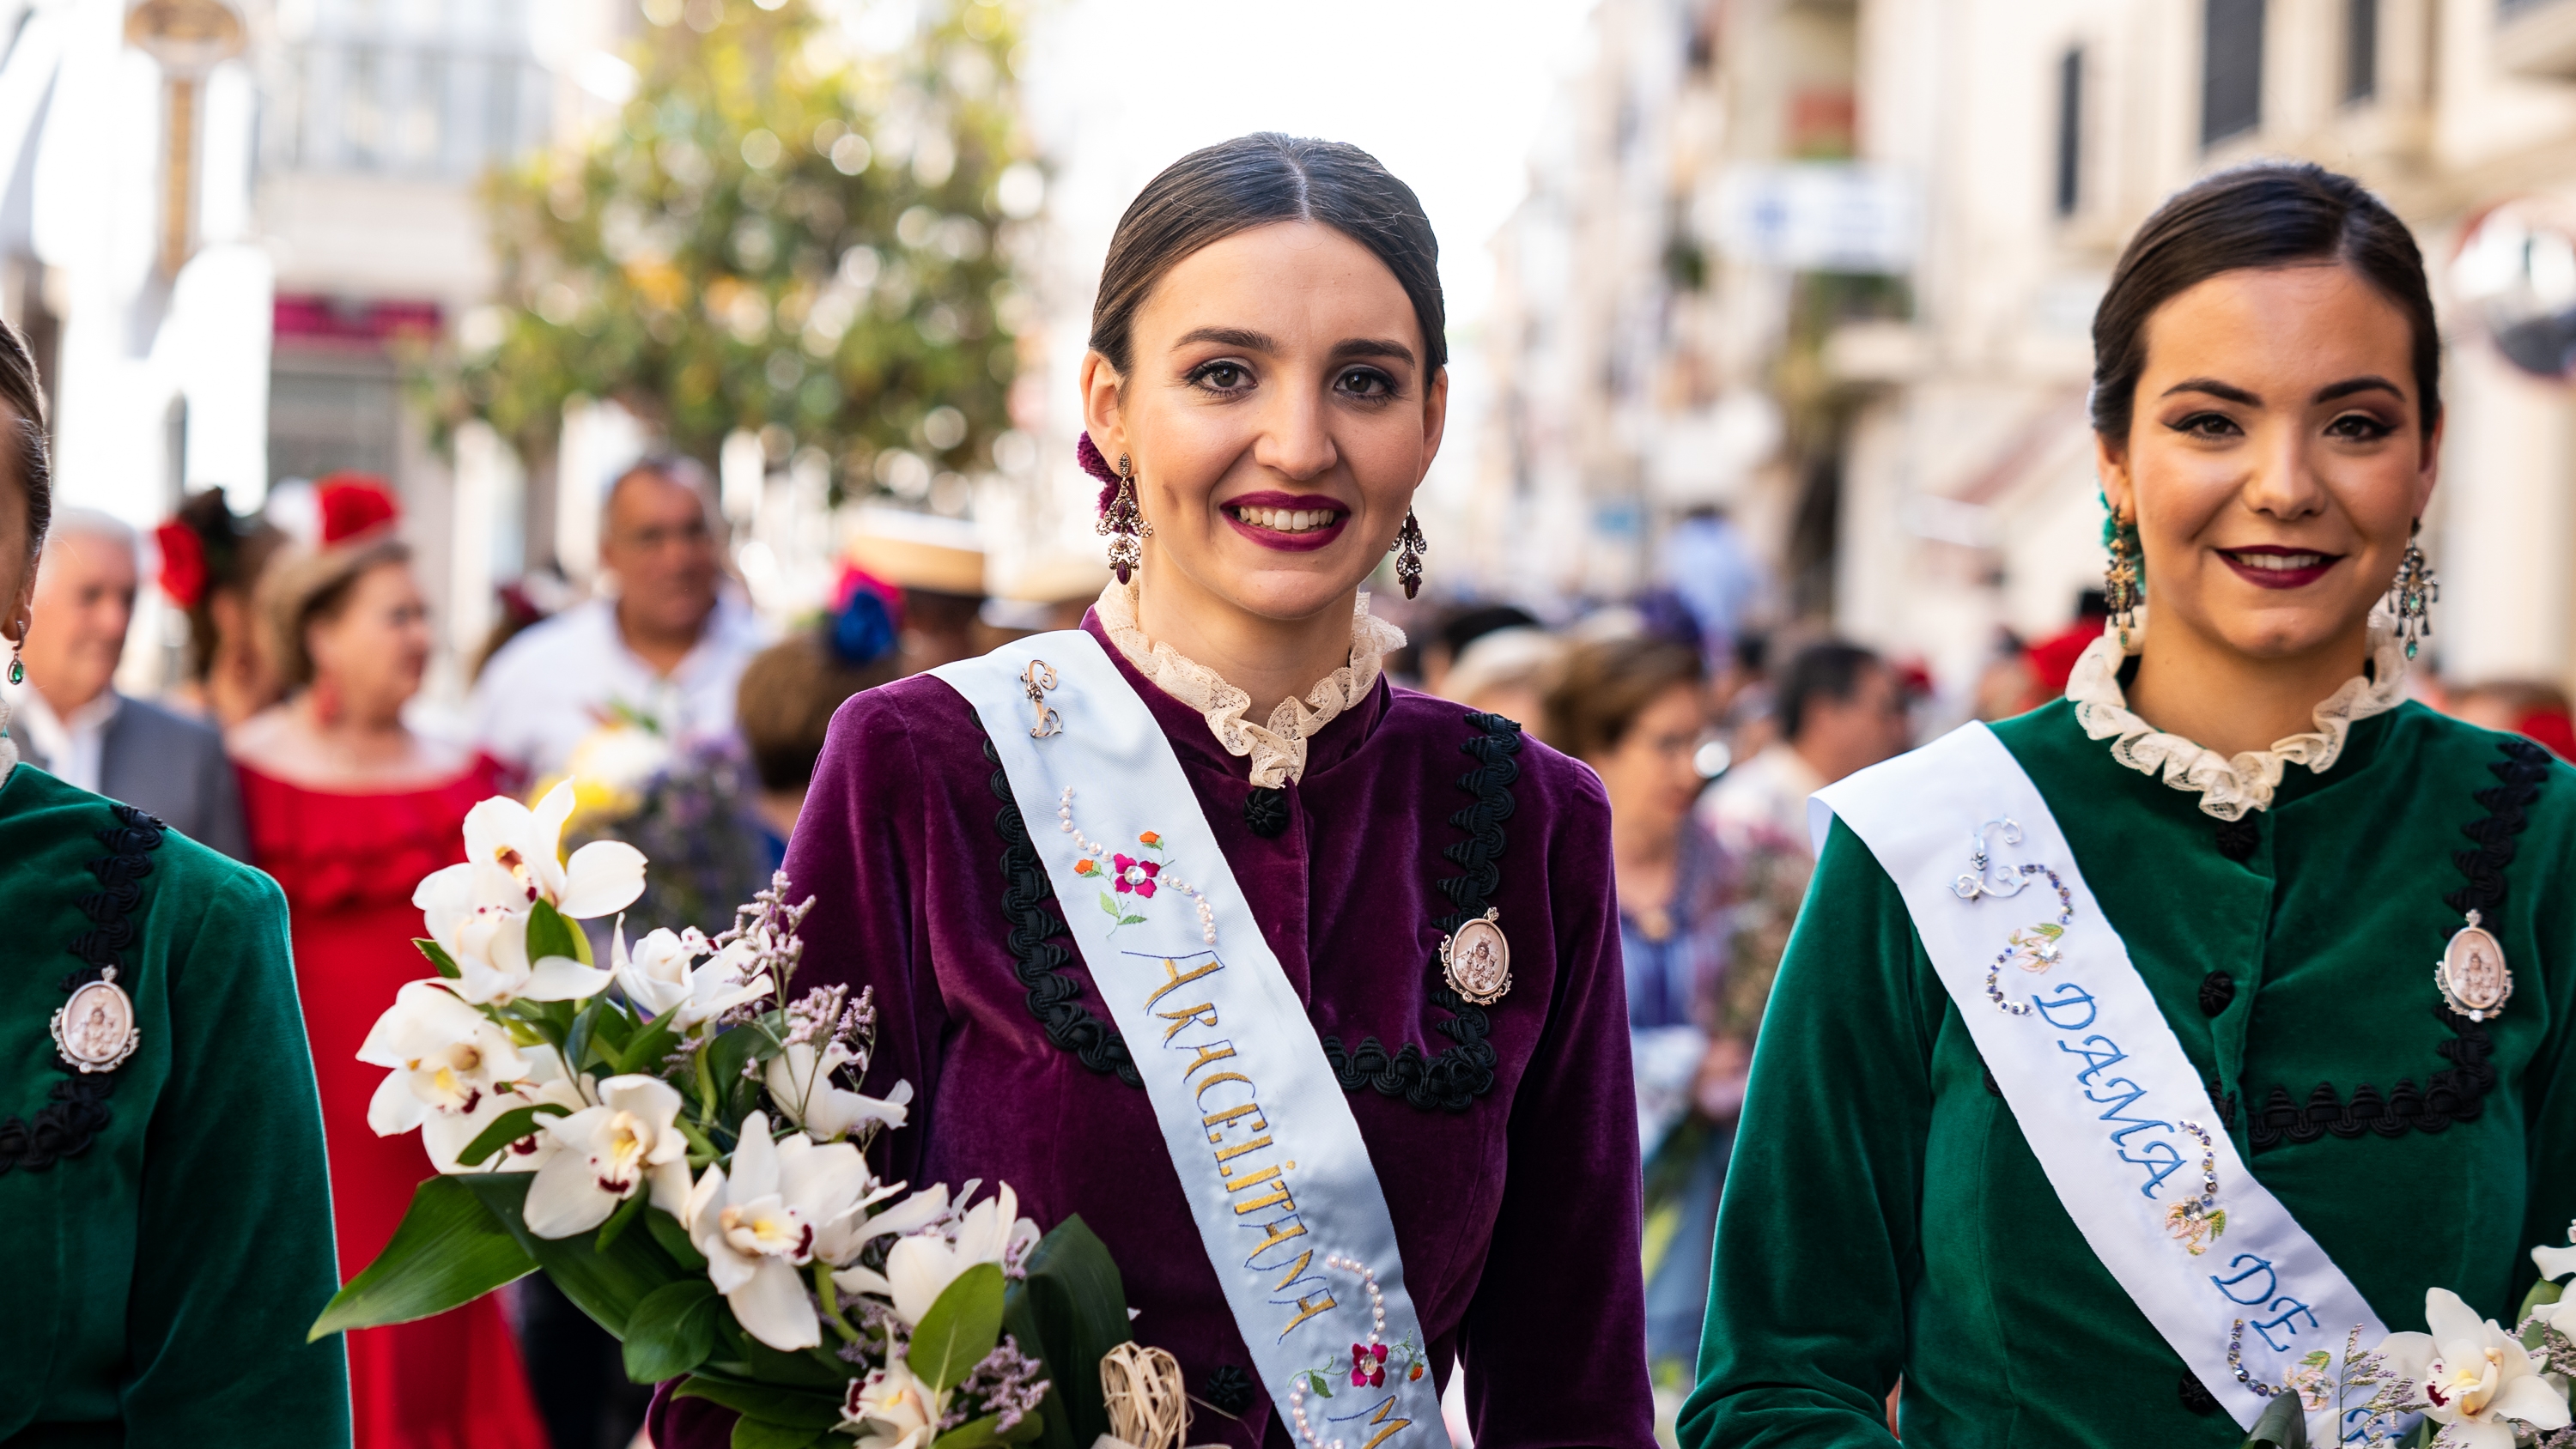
[647,133,1654,1449]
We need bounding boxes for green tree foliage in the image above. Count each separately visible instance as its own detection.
[426,0,1039,508]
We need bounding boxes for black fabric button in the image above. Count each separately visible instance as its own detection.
[2178,1373,2219,1416]
[2199,971,2236,1016]
[1243,786,1290,839]
[1203,1363,1256,1415]
[2214,816,2261,861]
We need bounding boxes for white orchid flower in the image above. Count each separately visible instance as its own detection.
[841,1355,939,1449]
[827,1184,957,1304]
[2535,1222,2576,1283]
[524,1075,695,1238]
[2377,1288,2573,1449]
[426,1048,586,1174]
[762,1042,913,1142]
[683,1112,875,1349]
[413,865,614,1007]
[612,923,712,1017]
[360,981,534,1135]
[460,780,647,919]
[874,1182,1042,1326]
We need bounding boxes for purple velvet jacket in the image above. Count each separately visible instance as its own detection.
[651,618,1653,1449]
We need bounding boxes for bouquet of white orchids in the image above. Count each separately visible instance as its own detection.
[2233,1228,2576,1449]
[311,783,1137,1449]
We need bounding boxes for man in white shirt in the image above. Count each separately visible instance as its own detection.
[8,508,247,858]
[1704,640,1911,854]
[471,457,767,784]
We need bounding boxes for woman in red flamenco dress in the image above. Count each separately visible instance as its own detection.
[228,480,548,1449]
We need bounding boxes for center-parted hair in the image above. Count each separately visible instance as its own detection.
[2091,162,2440,444]
[1090,133,1447,376]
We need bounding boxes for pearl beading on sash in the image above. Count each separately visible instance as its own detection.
[1286,1253,1394,1449]
[1983,864,2075,1016]
[1058,786,1219,946]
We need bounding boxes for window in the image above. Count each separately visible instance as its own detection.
[2344,0,2378,103]
[2054,47,2083,217]
[265,3,547,179]
[2202,0,2266,145]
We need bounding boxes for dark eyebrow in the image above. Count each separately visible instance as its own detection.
[1172,326,1277,353]
[1330,337,1417,367]
[2160,377,2261,406]
[2314,375,2404,404]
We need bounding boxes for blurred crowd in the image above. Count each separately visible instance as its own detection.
[17,453,2576,1442]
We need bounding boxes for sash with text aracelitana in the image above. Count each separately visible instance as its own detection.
[1812,723,2385,1433]
[933,631,1437,1449]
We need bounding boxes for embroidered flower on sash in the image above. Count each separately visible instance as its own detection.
[2162,1198,2227,1257]
[2006,923,2065,973]
[1350,1343,1388,1388]
[1113,854,1161,898]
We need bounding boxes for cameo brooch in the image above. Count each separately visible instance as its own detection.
[2436,910,2513,1022]
[1441,908,1512,1006]
[52,966,141,1074]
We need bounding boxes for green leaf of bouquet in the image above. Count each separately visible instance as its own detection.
[595,1188,649,1253]
[2236,1390,2306,1449]
[739,1335,850,1388]
[622,1278,722,1383]
[307,1175,534,1339]
[453,1102,574,1168]
[413,938,463,979]
[999,1215,1133,1449]
[646,1203,708,1270]
[526,899,586,967]
[565,997,605,1075]
[2520,1276,2566,1348]
[459,1172,681,1337]
[672,1373,847,1428]
[727,1421,830,1449]
[933,1413,1013,1449]
[910,1262,1007,1391]
[999,1411,1046,1446]
[617,1012,683,1076]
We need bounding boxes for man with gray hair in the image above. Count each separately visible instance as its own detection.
[4,507,247,857]
[470,455,766,783]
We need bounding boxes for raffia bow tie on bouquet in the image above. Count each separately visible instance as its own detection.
[2223,1223,2576,1449]
[311,779,1149,1449]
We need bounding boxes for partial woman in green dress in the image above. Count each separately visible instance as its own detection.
[1684,165,2576,1446]
[0,314,349,1442]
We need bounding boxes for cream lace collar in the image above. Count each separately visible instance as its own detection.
[2064,611,2409,821]
[1095,578,1406,788]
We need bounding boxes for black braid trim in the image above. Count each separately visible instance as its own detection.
[1319,713,1517,1114]
[2245,738,2540,1152]
[2250,1004,2495,1149]
[2,804,164,1174]
[980,726,1140,1087]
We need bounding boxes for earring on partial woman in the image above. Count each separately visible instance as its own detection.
[2389,518,2438,661]
[1097,453,1151,585]
[1389,509,1426,600]
[2102,508,2142,650]
[6,627,21,686]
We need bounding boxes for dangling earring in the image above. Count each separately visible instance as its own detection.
[1097,453,1150,585]
[6,625,21,686]
[2103,508,2142,650]
[1389,509,1426,600]
[2388,518,2438,661]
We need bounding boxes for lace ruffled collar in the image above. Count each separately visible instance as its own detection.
[1095,578,1405,788]
[2064,611,2409,821]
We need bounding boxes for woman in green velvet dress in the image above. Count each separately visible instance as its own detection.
[0,316,349,1441]
[1684,165,2576,1446]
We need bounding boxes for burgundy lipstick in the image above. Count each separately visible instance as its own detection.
[1220,491,1352,553]
[2217,543,2343,591]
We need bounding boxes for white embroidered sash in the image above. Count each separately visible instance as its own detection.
[933,632,1437,1447]
[1812,723,2385,1432]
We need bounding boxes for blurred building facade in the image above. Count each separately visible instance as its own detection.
[1494,0,2576,702]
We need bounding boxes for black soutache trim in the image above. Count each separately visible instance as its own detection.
[980,724,1140,1088]
[1320,712,1518,1114]
[0,804,164,1174]
[2246,738,2543,1152]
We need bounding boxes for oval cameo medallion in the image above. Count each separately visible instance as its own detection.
[1443,909,1512,1007]
[2437,912,2513,1022]
[52,968,140,1074]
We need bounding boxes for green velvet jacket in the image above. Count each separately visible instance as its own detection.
[1680,700,2576,1448]
[0,763,349,1445]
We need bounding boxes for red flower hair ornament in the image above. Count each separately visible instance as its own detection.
[316,473,400,544]
[153,520,208,609]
